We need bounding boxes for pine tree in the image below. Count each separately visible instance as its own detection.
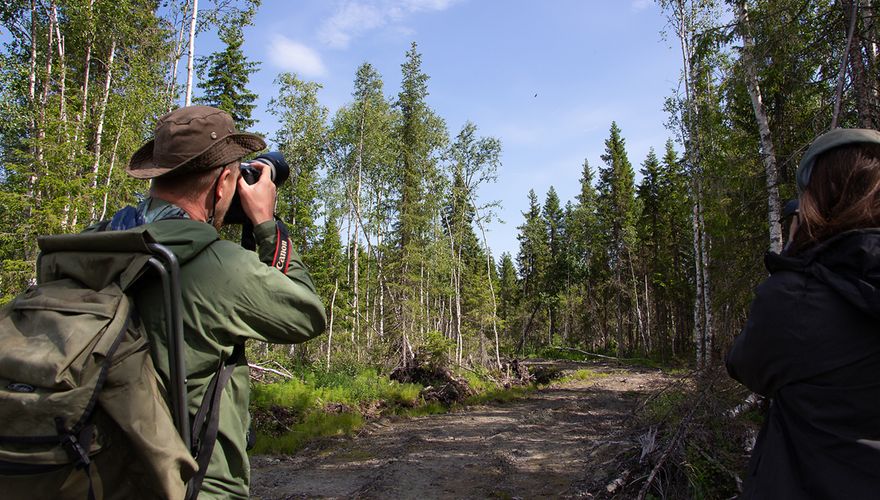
[543,186,564,342]
[195,23,259,129]
[497,252,519,340]
[596,121,638,355]
[391,41,447,362]
[515,189,549,352]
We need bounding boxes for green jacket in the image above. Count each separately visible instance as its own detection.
[133,217,326,499]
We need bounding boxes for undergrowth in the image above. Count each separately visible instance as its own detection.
[249,364,534,456]
[601,367,761,499]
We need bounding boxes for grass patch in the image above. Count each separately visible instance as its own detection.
[250,365,549,455]
[464,385,534,405]
[561,368,607,382]
[250,411,363,455]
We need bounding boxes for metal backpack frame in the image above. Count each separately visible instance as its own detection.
[146,242,240,500]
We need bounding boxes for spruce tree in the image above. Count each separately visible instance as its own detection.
[596,121,638,355]
[195,23,259,129]
[543,186,564,341]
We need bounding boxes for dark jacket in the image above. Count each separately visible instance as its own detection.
[726,229,880,499]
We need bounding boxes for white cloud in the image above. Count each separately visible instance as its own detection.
[267,36,327,77]
[318,0,461,49]
[631,0,652,12]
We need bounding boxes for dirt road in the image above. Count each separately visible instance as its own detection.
[250,362,675,499]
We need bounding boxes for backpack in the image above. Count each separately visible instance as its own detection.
[0,229,232,499]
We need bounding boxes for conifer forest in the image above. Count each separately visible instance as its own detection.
[1,1,879,496]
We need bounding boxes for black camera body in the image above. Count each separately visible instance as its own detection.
[224,151,290,225]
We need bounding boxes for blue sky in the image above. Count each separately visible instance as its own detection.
[202,0,683,258]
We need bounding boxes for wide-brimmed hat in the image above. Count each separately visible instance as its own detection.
[127,105,266,179]
[796,127,880,193]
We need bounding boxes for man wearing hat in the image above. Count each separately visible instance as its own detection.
[117,106,326,498]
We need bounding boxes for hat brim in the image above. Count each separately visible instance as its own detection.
[127,132,266,179]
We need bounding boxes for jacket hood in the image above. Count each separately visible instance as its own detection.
[766,229,880,318]
[144,219,220,266]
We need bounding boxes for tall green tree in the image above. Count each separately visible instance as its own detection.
[327,62,397,350]
[596,121,639,355]
[0,0,170,302]
[515,189,549,352]
[542,186,565,343]
[195,21,259,128]
[268,73,327,256]
[391,41,447,362]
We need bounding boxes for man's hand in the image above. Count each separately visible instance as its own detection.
[237,161,276,225]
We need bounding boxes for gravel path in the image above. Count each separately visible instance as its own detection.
[250,361,676,499]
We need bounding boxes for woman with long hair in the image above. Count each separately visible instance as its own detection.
[726,128,880,498]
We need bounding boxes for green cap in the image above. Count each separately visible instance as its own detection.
[796,128,880,193]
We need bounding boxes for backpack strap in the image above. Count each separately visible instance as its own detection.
[184,343,244,500]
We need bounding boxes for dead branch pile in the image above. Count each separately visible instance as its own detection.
[390,353,474,405]
[500,359,564,386]
[501,359,532,386]
[591,367,760,499]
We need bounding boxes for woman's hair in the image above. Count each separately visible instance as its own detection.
[790,143,880,253]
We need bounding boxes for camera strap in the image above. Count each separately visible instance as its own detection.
[271,219,293,274]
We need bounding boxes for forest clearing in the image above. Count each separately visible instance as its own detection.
[249,360,749,499]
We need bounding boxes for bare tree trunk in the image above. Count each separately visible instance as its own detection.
[844,0,878,128]
[737,0,782,253]
[166,0,192,110]
[326,278,338,369]
[74,0,96,146]
[692,185,706,368]
[475,217,502,370]
[89,38,116,223]
[100,109,127,221]
[53,4,67,139]
[25,0,38,221]
[668,0,713,369]
[698,194,713,364]
[184,0,199,106]
[28,0,37,105]
[377,222,385,340]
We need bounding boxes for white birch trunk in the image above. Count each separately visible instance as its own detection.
[352,112,365,347]
[100,109,126,221]
[89,38,116,222]
[26,0,38,217]
[166,0,191,110]
[326,278,338,369]
[53,5,67,137]
[737,1,783,253]
[74,0,95,146]
[184,0,199,106]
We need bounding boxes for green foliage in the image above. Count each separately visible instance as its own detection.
[249,412,363,455]
[268,73,327,253]
[195,21,260,129]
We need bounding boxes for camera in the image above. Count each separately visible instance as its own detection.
[224,151,290,225]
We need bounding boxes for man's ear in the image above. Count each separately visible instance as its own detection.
[215,166,237,201]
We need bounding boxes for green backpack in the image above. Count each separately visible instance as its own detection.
[0,229,230,499]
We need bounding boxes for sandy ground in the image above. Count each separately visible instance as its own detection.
[249,361,676,499]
